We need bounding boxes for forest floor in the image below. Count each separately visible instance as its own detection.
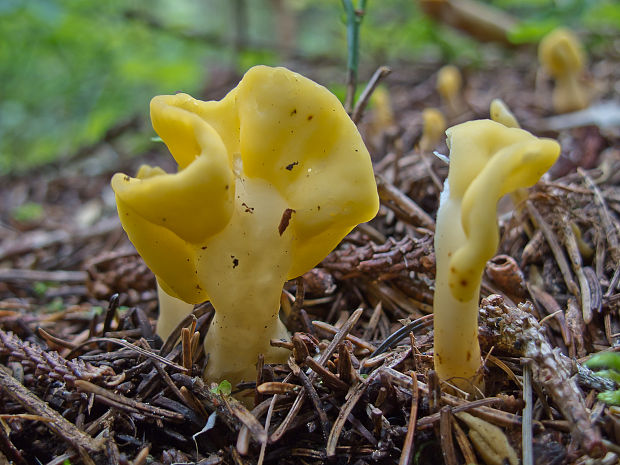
[0,47,619,465]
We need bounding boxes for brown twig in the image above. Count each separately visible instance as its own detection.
[351,66,392,124]
[0,365,105,456]
[376,174,436,230]
[398,371,419,465]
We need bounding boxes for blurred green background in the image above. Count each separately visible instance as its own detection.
[1,0,618,174]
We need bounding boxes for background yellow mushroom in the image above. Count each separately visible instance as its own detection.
[538,27,589,114]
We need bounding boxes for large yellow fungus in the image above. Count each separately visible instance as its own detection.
[433,120,560,392]
[111,66,379,387]
[538,28,589,114]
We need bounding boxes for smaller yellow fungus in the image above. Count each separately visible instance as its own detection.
[112,66,379,390]
[419,108,447,153]
[437,65,463,115]
[370,86,395,132]
[538,28,589,114]
[489,98,519,129]
[433,120,560,392]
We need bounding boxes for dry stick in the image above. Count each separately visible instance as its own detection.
[327,349,411,458]
[152,361,187,406]
[181,328,192,370]
[526,201,579,295]
[0,217,120,261]
[313,320,376,352]
[452,418,477,464]
[289,358,330,442]
[74,380,184,421]
[351,65,392,124]
[362,302,383,341]
[522,362,534,465]
[0,366,104,455]
[560,216,593,323]
[480,296,605,457]
[383,368,523,429]
[0,416,29,465]
[376,174,436,230]
[222,396,268,444]
[304,356,349,392]
[270,308,364,442]
[578,168,620,262]
[131,445,150,465]
[0,268,86,283]
[326,368,382,458]
[440,406,458,465]
[398,372,419,465]
[69,337,188,373]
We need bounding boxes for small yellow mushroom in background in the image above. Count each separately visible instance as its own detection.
[433,119,560,393]
[436,64,463,115]
[111,66,379,393]
[370,86,396,133]
[538,27,590,114]
[489,98,520,129]
[419,108,447,153]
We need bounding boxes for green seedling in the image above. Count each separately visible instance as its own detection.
[585,352,620,406]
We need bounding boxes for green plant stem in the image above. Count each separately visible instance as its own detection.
[342,0,367,113]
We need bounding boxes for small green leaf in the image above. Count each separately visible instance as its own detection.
[593,369,620,385]
[91,306,104,316]
[210,380,232,396]
[585,352,620,372]
[150,136,163,143]
[46,298,65,313]
[33,281,49,296]
[598,390,620,406]
[11,202,44,223]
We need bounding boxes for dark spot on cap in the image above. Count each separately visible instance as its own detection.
[460,279,468,287]
[162,218,167,222]
[241,202,254,213]
[286,161,299,171]
[231,256,239,268]
[290,108,297,116]
[201,246,207,250]
[124,175,130,182]
[225,184,229,190]
[317,205,321,211]
[466,351,471,361]
[196,284,202,290]
[278,208,295,235]
[307,115,313,121]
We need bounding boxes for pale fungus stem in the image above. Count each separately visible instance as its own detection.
[433,119,560,393]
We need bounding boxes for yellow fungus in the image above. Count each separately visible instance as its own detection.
[538,28,589,114]
[433,120,560,392]
[437,65,463,115]
[111,66,379,388]
[419,108,447,153]
[489,98,520,129]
